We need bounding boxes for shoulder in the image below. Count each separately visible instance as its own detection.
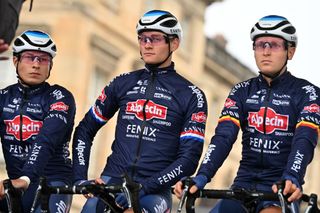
[0,84,17,96]
[46,84,75,103]
[229,78,254,96]
[289,75,319,99]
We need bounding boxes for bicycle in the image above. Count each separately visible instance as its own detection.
[175,177,320,213]
[31,173,142,213]
[2,179,24,213]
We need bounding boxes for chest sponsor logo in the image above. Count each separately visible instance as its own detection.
[4,115,43,141]
[50,102,69,112]
[126,99,167,121]
[303,104,319,113]
[248,107,289,134]
[191,111,207,123]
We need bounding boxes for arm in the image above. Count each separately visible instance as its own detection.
[140,86,208,194]
[196,83,246,186]
[72,78,120,183]
[281,84,320,189]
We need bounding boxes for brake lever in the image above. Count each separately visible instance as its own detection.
[177,177,193,213]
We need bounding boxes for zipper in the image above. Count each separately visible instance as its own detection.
[19,89,28,143]
[131,71,156,178]
[260,87,272,166]
[19,88,28,159]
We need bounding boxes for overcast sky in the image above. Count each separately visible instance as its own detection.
[204,0,320,86]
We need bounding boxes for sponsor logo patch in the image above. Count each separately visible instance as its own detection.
[224,98,236,108]
[126,99,167,121]
[191,111,207,123]
[50,102,69,112]
[303,104,319,113]
[97,89,107,102]
[248,107,289,134]
[4,115,43,141]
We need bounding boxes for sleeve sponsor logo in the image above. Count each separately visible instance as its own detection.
[191,111,207,123]
[224,98,237,108]
[4,115,43,141]
[188,86,205,108]
[302,85,318,101]
[248,107,289,134]
[97,89,107,102]
[50,102,69,112]
[303,104,320,113]
[126,99,167,121]
[51,89,65,100]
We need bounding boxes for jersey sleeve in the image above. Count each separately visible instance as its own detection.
[197,83,245,182]
[141,86,208,194]
[72,76,120,182]
[282,84,320,187]
[22,87,76,182]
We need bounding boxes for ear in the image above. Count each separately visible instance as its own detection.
[170,38,180,52]
[287,46,296,60]
[12,56,19,67]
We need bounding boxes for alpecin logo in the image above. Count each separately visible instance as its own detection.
[4,115,43,141]
[191,111,207,123]
[248,107,289,134]
[126,99,167,121]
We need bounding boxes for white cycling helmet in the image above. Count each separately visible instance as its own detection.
[250,15,297,47]
[13,30,57,58]
[136,10,183,40]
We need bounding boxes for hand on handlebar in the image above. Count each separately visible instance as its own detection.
[174,175,208,199]
[0,178,28,200]
[115,189,145,210]
[74,179,100,199]
[272,179,302,202]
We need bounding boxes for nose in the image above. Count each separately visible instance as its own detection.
[32,56,42,63]
[263,44,271,55]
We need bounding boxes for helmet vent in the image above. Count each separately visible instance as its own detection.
[14,38,24,47]
[161,19,177,28]
[282,26,296,35]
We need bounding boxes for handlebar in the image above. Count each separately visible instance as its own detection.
[31,173,142,213]
[183,188,320,213]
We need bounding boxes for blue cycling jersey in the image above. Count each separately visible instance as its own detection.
[72,63,208,194]
[198,71,320,190]
[0,82,75,183]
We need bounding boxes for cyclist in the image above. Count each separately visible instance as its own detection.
[174,15,320,213]
[0,30,75,213]
[72,10,208,213]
